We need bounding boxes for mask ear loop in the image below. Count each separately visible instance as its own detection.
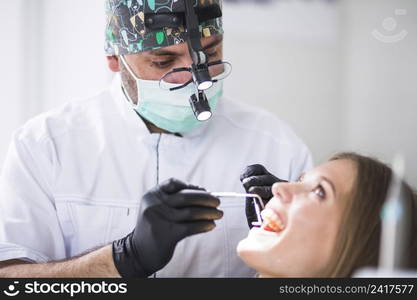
[119,55,141,108]
[119,55,140,81]
[210,192,264,228]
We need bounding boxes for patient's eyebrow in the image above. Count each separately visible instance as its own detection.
[297,172,306,182]
[321,176,336,196]
[299,173,336,196]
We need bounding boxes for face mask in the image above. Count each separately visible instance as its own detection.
[120,56,223,133]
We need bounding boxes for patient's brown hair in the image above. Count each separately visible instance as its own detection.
[323,152,417,277]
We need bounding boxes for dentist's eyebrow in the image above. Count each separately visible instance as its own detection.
[202,36,223,51]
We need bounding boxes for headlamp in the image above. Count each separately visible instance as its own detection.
[183,0,215,121]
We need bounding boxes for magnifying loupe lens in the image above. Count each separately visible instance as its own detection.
[209,61,232,81]
[159,61,232,91]
[193,67,212,91]
[160,69,193,90]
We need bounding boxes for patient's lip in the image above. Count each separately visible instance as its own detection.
[267,197,287,226]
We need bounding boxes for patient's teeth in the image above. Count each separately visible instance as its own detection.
[261,209,285,232]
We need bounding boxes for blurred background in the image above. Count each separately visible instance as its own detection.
[0,0,416,186]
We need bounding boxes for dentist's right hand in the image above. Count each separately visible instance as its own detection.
[112,178,223,278]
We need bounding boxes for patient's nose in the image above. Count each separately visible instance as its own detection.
[272,182,306,204]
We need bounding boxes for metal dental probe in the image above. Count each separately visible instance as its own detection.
[210,192,264,227]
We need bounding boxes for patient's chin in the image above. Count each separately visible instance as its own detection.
[236,237,267,272]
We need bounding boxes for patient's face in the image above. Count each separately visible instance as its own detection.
[237,159,356,277]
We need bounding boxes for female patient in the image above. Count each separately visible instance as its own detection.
[238,152,417,277]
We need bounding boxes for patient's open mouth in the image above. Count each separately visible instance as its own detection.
[261,208,285,233]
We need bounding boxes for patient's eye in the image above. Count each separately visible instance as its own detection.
[312,185,326,200]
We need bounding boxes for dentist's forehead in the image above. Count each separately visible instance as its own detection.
[146,35,223,56]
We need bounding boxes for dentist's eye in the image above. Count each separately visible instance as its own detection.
[312,185,326,200]
[207,51,218,59]
[152,60,175,69]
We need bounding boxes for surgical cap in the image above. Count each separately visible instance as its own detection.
[104,0,223,56]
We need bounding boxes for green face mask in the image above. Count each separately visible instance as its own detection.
[120,57,223,134]
[136,79,223,133]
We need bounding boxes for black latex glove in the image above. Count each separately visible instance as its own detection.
[112,178,223,278]
[240,164,287,228]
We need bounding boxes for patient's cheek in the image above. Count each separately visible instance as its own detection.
[298,215,340,265]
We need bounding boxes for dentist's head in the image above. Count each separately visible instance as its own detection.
[104,0,227,134]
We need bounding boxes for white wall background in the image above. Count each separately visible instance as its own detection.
[340,0,417,185]
[0,1,24,163]
[0,0,416,186]
[222,0,342,167]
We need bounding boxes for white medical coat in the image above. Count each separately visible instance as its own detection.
[0,76,312,277]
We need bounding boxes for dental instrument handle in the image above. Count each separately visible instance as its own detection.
[210,192,264,226]
[210,192,265,209]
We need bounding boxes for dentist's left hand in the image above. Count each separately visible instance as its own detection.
[240,164,287,228]
[112,178,223,278]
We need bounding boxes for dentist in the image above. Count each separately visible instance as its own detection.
[0,0,312,277]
